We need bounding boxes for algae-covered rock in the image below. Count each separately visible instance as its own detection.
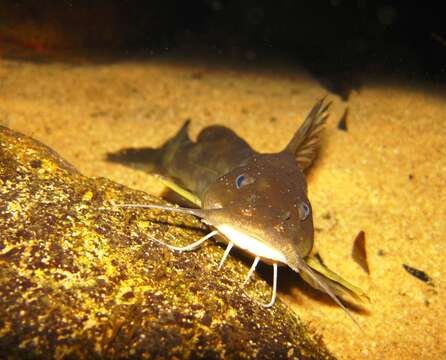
[0,125,334,359]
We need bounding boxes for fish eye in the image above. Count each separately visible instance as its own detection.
[235,175,245,189]
[298,202,310,221]
[235,174,255,189]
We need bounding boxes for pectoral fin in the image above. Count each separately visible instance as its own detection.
[303,256,370,303]
[284,98,331,171]
[155,175,202,207]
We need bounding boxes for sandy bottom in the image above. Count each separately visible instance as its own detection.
[1,53,445,359]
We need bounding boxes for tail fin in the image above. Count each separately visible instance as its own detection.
[106,146,164,173]
[106,120,192,174]
[284,98,331,171]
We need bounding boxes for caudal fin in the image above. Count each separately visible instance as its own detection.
[106,146,164,173]
[106,119,192,174]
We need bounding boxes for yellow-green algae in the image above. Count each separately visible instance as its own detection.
[0,125,334,359]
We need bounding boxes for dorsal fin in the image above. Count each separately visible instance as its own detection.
[168,119,192,147]
[161,119,192,168]
[284,98,331,171]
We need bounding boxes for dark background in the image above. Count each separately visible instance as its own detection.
[0,0,444,99]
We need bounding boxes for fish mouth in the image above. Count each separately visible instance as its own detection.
[111,202,288,263]
[213,223,287,263]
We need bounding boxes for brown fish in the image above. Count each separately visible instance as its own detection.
[107,98,368,325]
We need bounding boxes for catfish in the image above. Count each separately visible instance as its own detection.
[107,98,368,326]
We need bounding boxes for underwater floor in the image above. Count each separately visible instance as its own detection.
[1,54,445,359]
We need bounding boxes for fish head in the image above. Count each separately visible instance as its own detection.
[201,152,314,264]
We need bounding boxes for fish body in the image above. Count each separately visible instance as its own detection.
[160,123,256,198]
[108,115,316,265]
[107,99,368,318]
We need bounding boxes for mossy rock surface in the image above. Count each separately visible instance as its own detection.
[0,125,334,359]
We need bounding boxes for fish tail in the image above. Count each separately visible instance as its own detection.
[106,146,164,173]
[106,120,192,174]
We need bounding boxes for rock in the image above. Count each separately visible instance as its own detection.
[0,125,334,359]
